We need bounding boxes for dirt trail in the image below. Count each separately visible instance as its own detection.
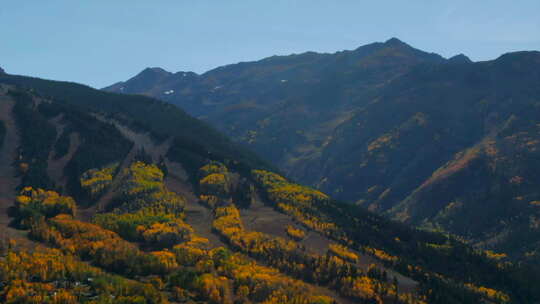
[241,192,293,239]
[164,159,226,248]
[0,93,19,227]
[0,89,35,248]
[46,115,81,192]
[93,114,172,163]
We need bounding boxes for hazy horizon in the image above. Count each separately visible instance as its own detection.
[2,1,539,88]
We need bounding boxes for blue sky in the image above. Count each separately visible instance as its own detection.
[2,1,539,88]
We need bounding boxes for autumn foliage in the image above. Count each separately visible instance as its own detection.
[80,163,118,198]
[94,162,191,248]
[0,159,514,304]
[14,187,76,228]
[0,246,165,303]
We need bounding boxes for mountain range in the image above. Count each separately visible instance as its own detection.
[1,62,540,303]
[1,38,540,303]
[104,38,540,264]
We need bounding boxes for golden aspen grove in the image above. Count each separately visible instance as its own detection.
[0,158,516,303]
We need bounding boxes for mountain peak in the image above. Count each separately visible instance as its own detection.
[101,67,174,92]
[0,66,5,74]
[376,38,445,63]
[448,53,472,64]
[139,67,172,77]
[384,37,409,47]
[130,67,173,84]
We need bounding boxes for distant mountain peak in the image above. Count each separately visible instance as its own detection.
[448,53,472,64]
[373,37,445,63]
[139,67,172,77]
[0,66,5,74]
[101,67,174,91]
[384,37,409,47]
[129,67,173,84]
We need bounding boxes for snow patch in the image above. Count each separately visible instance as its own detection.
[164,90,175,95]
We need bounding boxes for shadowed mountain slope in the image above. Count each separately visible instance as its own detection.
[105,40,540,263]
[1,71,540,302]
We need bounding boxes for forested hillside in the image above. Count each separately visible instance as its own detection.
[1,73,539,303]
[105,39,540,263]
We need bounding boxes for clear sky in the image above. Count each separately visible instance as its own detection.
[2,1,539,88]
